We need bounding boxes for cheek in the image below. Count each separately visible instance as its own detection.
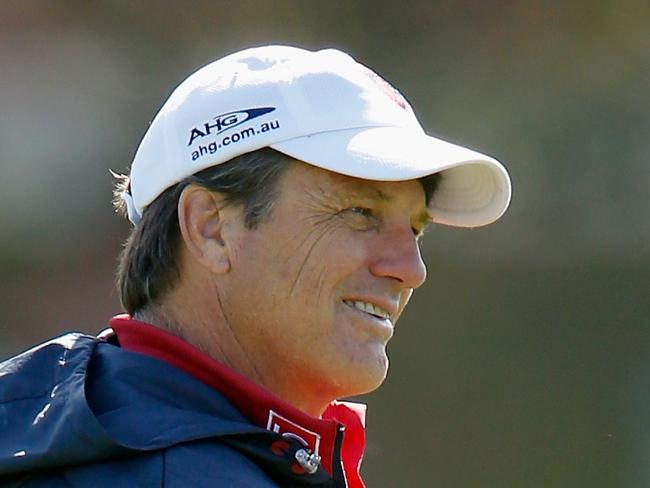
[226,233,285,308]
[282,224,357,298]
[236,220,372,315]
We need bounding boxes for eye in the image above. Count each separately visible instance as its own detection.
[339,206,380,231]
[347,207,373,217]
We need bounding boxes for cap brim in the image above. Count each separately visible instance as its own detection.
[271,126,512,228]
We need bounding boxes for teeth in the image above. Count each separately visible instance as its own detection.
[344,300,391,320]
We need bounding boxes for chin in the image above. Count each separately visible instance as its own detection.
[337,349,390,397]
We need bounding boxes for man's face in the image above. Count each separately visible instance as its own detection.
[219,160,430,404]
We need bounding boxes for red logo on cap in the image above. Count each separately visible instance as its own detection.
[367,71,408,111]
[266,410,321,456]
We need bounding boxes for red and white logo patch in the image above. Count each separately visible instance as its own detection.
[366,71,409,111]
[266,410,321,456]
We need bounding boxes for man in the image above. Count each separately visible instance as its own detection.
[0,46,511,486]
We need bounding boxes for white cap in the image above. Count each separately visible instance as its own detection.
[124,45,511,227]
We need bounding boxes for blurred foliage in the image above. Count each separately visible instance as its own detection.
[1,1,648,486]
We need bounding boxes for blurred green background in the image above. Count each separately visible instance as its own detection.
[1,1,648,486]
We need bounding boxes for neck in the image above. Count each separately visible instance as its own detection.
[135,294,335,418]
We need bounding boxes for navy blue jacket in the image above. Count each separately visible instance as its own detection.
[0,334,342,487]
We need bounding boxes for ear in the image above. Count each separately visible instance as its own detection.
[177,185,231,275]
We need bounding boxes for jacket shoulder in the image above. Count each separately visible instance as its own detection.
[0,333,97,403]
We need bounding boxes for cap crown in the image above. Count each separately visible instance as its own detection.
[130,46,422,218]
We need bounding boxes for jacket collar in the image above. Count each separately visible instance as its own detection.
[109,315,366,487]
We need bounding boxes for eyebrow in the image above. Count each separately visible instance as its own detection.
[336,186,392,202]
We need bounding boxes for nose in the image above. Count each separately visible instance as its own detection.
[368,226,427,289]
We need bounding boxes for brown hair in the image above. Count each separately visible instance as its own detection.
[113,148,292,315]
[113,148,441,315]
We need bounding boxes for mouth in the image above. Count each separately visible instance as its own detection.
[342,299,392,322]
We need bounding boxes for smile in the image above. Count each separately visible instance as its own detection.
[342,300,391,321]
